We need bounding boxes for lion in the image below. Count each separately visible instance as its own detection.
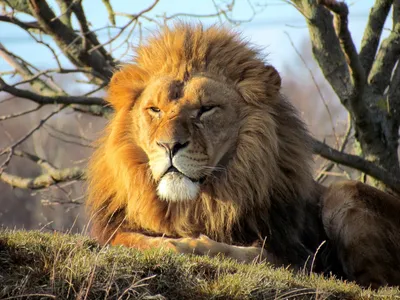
[86,23,400,288]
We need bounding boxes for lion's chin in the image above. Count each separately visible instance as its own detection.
[157,172,200,202]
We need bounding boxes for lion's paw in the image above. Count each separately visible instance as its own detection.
[167,235,268,264]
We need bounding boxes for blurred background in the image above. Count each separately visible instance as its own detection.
[0,0,391,232]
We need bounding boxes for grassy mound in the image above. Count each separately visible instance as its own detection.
[0,230,399,299]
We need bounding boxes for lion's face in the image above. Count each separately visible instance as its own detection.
[130,75,242,202]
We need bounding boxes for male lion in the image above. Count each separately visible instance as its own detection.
[87,23,400,288]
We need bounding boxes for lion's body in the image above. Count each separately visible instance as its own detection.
[87,24,400,288]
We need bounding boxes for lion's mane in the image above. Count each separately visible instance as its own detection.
[87,24,322,265]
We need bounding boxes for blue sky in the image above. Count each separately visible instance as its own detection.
[0,0,386,76]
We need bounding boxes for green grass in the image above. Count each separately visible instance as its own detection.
[1,230,399,299]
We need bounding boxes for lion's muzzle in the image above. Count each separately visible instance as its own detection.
[157,171,200,202]
[152,139,210,202]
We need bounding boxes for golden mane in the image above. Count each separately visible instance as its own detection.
[86,23,314,246]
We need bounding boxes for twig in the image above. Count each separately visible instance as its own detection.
[107,20,139,55]
[0,105,42,121]
[87,17,137,54]
[28,28,64,71]
[0,106,64,155]
[285,31,339,147]
[0,105,65,171]
[44,123,93,144]
[161,0,257,24]
[315,113,352,182]
[0,42,63,95]
[45,130,94,149]
[71,104,113,118]
[51,0,76,23]
[89,0,160,54]
[0,14,43,32]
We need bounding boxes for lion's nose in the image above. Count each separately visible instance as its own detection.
[157,140,189,157]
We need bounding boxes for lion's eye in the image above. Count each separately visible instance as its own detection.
[148,107,161,113]
[198,105,217,116]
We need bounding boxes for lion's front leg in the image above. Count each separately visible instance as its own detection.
[170,234,275,263]
[111,231,177,251]
[111,232,274,264]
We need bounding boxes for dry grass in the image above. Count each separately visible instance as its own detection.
[1,229,399,299]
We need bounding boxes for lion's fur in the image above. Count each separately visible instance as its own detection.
[86,24,320,260]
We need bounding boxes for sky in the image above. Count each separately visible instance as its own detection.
[0,0,387,78]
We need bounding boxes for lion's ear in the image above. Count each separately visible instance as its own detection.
[237,64,281,105]
[107,65,146,111]
[263,65,281,99]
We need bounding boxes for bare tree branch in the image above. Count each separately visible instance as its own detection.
[54,0,73,27]
[91,0,161,55]
[0,105,65,172]
[359,0,393,77]
[388,0,400,119]
[71,105,113,118]
[291,1,354,108]
[1,0,32,14]
[319,0,366,92]
[315,114,353,183]
[369,23,400,94]
[0,105,42,121]
[101,0,115,25]
[1,149,84,190]
[389,62,400,121]
[70,0,114,62]
[285,31,339,146]
[0,42,63,95]
[0,78,106,106]
[12,150,57,172]
[312,137,400,193]
[293,0,400,186]
[87,17,138,55]
[0,14,43,32]
[292,0,374,137]
[27,0,113,81]
[43,124,94,149]
[0,106,64,156]
[161,0,258,24]
[1,150,83,190]
[0,167,84,189]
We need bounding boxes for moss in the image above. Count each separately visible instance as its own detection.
[0,229,399,299]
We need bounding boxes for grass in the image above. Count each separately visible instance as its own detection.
[1,230,400,299]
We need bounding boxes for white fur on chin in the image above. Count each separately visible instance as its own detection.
[157,173,200,202]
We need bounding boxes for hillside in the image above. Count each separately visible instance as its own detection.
[1,230,399,299]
